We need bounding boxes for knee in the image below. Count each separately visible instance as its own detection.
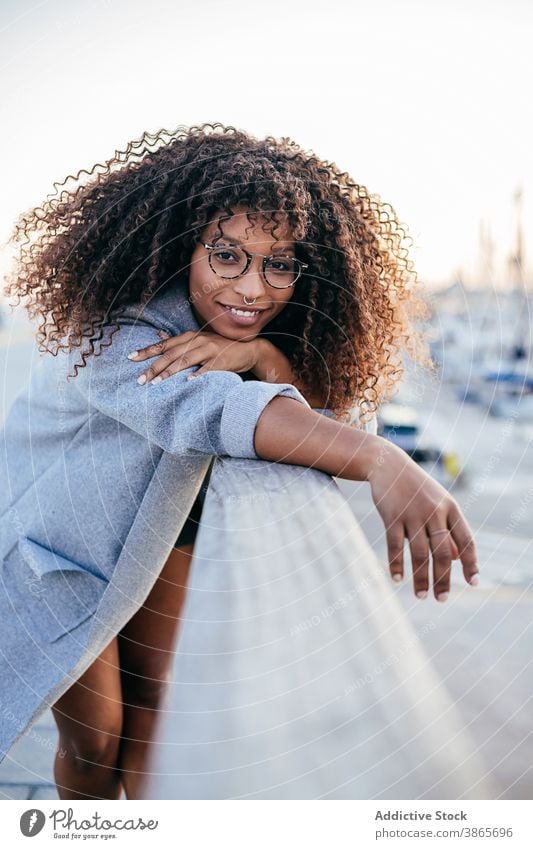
[66,725,122,774]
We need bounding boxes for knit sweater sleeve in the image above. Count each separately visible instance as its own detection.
[63,318,312,459]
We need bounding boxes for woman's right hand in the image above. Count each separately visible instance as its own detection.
[364,438,479,601]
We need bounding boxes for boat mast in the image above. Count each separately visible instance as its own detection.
[507,186,529,361]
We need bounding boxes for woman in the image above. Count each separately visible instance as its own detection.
[0,123,479,800]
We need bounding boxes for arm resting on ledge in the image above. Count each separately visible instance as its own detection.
[253,395,381,483]
[253,395,480,596]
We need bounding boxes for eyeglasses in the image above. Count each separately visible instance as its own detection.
[201,241,309,290]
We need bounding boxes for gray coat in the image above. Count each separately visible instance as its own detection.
[0,283,324,759]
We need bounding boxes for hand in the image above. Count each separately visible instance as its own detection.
[127,329,262,384]
[365,439,479,601]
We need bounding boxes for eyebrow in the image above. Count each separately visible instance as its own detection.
[210,234,296,255]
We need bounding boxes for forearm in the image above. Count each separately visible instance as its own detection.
[253,395,382,482]
[252,338,327,408]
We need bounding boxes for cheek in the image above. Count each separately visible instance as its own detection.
[273,292,294,313]
[187,260,199,295]
[188,268,219,306]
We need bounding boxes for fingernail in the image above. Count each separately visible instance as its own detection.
[127,352,138,359]
[187,374,197,380]
[392,573,403,583]
[137,374,147,385]
[469,573,479,586]
[437,592,449,603]
[416,590,428,599]
[151,376,162,384]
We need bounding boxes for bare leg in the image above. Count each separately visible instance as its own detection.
[117,543,194,799]
[51,637,123,800]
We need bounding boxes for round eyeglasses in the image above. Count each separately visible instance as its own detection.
[201,241,309,290]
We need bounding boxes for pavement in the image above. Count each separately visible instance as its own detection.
[0,709,60,800]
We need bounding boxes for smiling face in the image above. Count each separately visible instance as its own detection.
[187,206,297,341]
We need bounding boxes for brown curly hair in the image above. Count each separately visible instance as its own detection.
[3,122,433,423]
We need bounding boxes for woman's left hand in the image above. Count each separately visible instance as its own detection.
[127,330,261,384]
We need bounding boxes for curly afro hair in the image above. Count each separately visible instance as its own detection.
[3,122,433,423]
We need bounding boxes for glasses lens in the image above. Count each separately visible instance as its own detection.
[208,242,301,288]
[209,244,247,278]
[265,256,299,288]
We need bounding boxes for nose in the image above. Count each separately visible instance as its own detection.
[232,254,268,299]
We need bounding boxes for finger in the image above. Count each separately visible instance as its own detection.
[187,362,217,379]
[127,330,198,361]
[127,337,182,362]
[145,344,209,384]
[405,522,430,599]
[386,523,405,584]
[448,502,480,586]
[426,526,453,602]
[128,338,169,361]
[140,338,208,383]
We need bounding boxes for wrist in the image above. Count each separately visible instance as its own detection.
[251,339,327,408]
[251,338,270,377]
[346,432,393,482]
[251,337,289,383]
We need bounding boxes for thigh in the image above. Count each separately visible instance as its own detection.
[51,637,123,747]
[118,544,195,698]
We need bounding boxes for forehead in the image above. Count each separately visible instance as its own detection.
[206,208,294,245]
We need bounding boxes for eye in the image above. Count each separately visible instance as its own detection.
[267,257,298,275]
[270,259,291,271]
[213,248,240,263]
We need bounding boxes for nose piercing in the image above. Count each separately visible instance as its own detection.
[243,296,257,305]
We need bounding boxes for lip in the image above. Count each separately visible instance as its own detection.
[216,302,269,327]
[217,302,270,312]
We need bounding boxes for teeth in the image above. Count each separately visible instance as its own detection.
[228,307,259,317]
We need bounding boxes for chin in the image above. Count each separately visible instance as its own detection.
[215,324,260,341]
[209,312,264,339]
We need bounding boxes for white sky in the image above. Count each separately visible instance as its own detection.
[0,0,532,289]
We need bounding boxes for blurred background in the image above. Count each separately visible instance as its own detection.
[0,0,531,800]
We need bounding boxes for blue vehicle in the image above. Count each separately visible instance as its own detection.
[377,403,464,485]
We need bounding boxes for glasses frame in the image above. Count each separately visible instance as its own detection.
[201,241,309,290]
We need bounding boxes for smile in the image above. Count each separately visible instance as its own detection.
[225,306,260,316]
[218,302,268,315]
[217,303,268,325]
